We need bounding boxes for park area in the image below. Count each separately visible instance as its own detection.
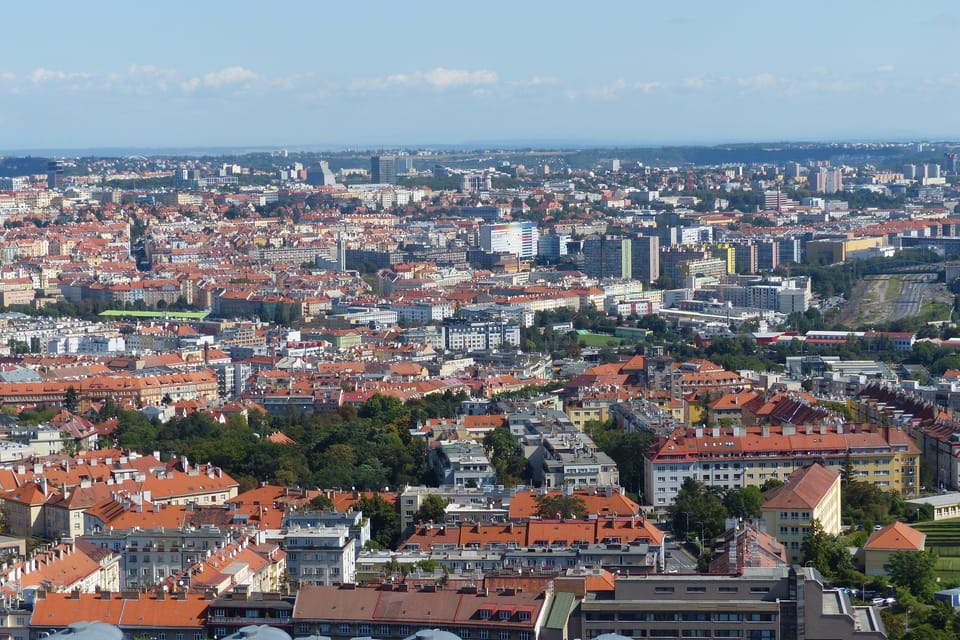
[913,519,960,583]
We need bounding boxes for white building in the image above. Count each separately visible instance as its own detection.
[478,221,539,259]
[442,318,521,352]
[284,525,356,587]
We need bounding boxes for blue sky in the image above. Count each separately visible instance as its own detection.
[2,1,960,150]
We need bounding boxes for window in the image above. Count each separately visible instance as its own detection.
[714,632,742,638]
[157,634,166,640]
[654,587,675,594]
[339,625,351,635]
[750,587,770,593]
[176,634,184,640]
[358,626,371,636]
[748,632,774,640]
[685,587,706,593]
[746,613,775,622]
[718,587,738,593]
[380,626,391,636]
[479,630,490,640]
[480,609,492,620]
[400,627,411,637]
[682,613,709,621]
[499,633,510,640]
[682,632,711,638]
[714,613,742,622]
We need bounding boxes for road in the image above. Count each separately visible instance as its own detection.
[664,539,698,573]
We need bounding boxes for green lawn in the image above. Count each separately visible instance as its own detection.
[896,520,960,583]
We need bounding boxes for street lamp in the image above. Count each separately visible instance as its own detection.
[680,511,691,539]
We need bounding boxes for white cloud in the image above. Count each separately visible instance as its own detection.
[351,67,498,92]
[30,68,68,83]
[201,66,259,88]
[737,73,781,91]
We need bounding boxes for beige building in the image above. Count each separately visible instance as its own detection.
[863,521,926,576]
[761,463,841,563]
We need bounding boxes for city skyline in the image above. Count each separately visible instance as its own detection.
[2,1,960,151]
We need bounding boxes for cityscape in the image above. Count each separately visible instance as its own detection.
[6,3,960,640]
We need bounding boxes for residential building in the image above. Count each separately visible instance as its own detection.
[283,525,356,587]
[443,318,521,352]
[582,235,632,280]
[292,583,550,640]
[432,441,498,488]
[862,521,925,576]
[207,589,295,639]
[761,463,842,563]
[630,235,660,284]
[643,422,919,508]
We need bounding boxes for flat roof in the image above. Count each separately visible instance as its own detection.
[905,492,960,507]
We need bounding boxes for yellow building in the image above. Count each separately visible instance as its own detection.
[761,463,841,563]
[805,236,884,265]
[709,244,737,274]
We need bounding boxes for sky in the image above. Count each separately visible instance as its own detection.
[2,1,960,151]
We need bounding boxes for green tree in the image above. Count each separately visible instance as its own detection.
[801,518,832,575]
[308,495,335,511]
[723,486,764,520]
[483,426,529,486]
[886,550,938,601]
[535,494,588,519]
[668,478,728,544]
[358,494,400,550]
[413,494,449,524]
[63,385,79,413]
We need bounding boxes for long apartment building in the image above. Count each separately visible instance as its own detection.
[579,567,886,640]
[644,423,919,507]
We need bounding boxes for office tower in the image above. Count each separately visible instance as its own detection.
[370,155,396,184]
[395,156,415,174]
[903,164,917,180]
[306,161,339,186]
[630,235,660,283]
[785,162,802,180]
[537,233,570,261]
[734,242,758,274]
[478,221,539,259]
[756,239,780,272]
[582,235,632,279]
[779,237,802,265]
[47,160,66,190]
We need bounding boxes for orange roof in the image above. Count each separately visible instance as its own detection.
[864,521,925,551]
[508,489,639,519]
[762,463,839,511]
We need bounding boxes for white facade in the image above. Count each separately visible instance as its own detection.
[478,222,539,259]
[284,525,356,587]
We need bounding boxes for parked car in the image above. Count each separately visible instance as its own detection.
[872,597,887,606]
